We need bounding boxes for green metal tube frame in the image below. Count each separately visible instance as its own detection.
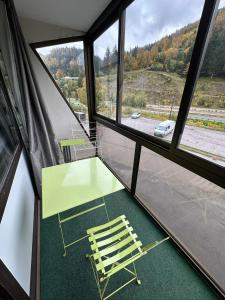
[86,222,169,300]
[88,250,140,300]
[57,196,110,256]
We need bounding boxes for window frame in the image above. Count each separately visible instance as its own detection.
[86,0,225,296]
[0,70,22,222]
[87,0,225,190]
[25,1,224,295]
[93,19,120,120]
[0,144,22,222]
[30,37,92,139]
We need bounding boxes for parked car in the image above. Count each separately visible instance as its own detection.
[75,111,86,121]
[131,112,141,119]
[154,120,175,137]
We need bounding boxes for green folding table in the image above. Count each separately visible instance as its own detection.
[42,157,124,256]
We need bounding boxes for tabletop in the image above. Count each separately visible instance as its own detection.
[42,157,124,219]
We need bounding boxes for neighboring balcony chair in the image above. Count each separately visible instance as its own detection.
[72,124,103,159]
[86,215,169,300]
[59,138,86,162]
[59,124,103,162]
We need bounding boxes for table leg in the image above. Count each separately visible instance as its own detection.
[103,196,110,222]
[58,213,67,256]
[57,199,110,256]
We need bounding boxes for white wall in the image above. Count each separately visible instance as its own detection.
[0,151,35,295]
[28,47,83,140]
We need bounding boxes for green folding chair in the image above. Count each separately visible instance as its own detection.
[59,138,86,162]
[86,215,169,300]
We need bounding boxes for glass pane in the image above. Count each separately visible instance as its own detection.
[0,78,18,189]
[94,21,119,119]
[180,2,225,167]
[136,146,225,291]
[36,42,88,123]
[97,123,135,188]
[0,50,25,137]
[121,0,204,142]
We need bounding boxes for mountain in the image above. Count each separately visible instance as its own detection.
[123,7,225,77]
[41,8,225,78]
[41,46,85,78]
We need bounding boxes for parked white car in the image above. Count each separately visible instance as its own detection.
[75,111,86,121]
[154,120,175,137]
[131,112,141,119]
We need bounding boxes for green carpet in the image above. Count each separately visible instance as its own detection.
[41,190,220,300]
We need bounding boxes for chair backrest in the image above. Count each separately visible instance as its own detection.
[72,125,104,160]
[59,138,86,162]
[59,138,86,150]
[87,215,169,280]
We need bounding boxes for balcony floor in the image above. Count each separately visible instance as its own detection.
[41,190,219,300]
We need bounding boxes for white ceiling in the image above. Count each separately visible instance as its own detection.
[15,0,112,33]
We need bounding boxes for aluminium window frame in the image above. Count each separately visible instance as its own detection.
[30,37,94,140]
[99,148,222,299]
[86,0,225,297]
[0,144,22,222]
[0,2,40,297]
[87,0,225,190]
[0,69,23,222]
[27,0,224,296]
[116,11,126,124]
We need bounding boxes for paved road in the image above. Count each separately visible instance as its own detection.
[122,117,225,167]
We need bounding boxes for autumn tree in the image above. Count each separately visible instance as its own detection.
[77,79,87,105]
[55,69,64,79]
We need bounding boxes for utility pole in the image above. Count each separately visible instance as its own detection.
[169,96,175,120]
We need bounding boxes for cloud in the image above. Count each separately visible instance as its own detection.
[94,21,119,59]
[94,0,207,57]
[37,41,84,55]
[38,0,225,58]
[219,0,225,8]
[125,0,205,50]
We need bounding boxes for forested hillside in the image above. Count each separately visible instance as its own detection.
[39,7,225,117]
[41,8,225,79]
[95,7,225,77]
[42,46,85,79]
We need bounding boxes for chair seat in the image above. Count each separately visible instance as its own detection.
[86,215,169,300]
[87,215,144,279]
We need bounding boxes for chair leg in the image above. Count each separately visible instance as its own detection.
[132,258,141,285]
[58,213,67,256]
[87,253,141,300]
[102,196,110,222]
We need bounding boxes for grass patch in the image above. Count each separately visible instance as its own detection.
[123,69,225,109]
[141,111,177,121]
[186,118,225,131]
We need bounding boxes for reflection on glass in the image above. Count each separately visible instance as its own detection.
[0,51,18,187]
[121,0,204,142]
[37,42,88,121]
[97,123,135,188]
[136,146,225,291]
[0,47,25,139]
[94,21,119,119]
[180,3,225,167]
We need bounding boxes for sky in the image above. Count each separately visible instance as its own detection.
[124,0,225,51]
[37,41,83,55]
[38,0,225,58]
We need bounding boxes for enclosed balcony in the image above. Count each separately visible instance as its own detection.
[0,0,225,300]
